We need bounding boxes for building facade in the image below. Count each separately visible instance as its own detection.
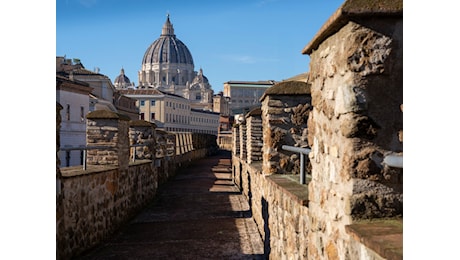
[222,80,275,115]
[56,75,93,167]
[56,56,138,119]
[119,88,219,135]
[56,57,139,167]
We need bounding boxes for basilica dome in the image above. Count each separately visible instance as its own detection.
[141,15,194,66]
[114,68,131,88]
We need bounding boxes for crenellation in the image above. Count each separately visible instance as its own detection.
[57,1,402,259]
[56,111,218,259]
[230,1,402,259]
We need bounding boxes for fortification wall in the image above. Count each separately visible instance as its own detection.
[305,6,403,260]
[56,110,218,259]
[233,157,310,259]
[231,1,403,259]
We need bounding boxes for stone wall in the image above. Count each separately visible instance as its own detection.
[260,81,312,175]
[231,80,313,259]
[232,125,240,156]
[239,122,247,160]
[245,108,263,164]
[233,157,309,259]
[86,110,130,170]
[303,1,403,259]
[129,120,157,160]
[56,110,219,259]
[231,1,403,259]
[59,162,156,259]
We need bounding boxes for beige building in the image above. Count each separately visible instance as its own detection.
[56,56,139,167]
[56,56,139,120]
[212,91,231,116]
[119,88,219,135]
[222,80,275,115]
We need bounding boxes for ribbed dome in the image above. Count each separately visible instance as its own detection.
[114,68,131,85]
[142,15,194,66]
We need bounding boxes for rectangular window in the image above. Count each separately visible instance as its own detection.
[140,100,145,106]
[140,113,145,120]
[66,104,70,120]
[151,113,155,120]
[65,151,70,167]
[80,150,84,165]
[80,106,85,122]
[151,100,155,106]
[196,94,201,100]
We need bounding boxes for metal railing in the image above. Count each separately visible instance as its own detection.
[281,145,311,184]
[383,153,403,168]
[281,145,401,184]
[59,143,153,170]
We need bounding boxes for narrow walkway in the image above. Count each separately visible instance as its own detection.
[76,150,265,259]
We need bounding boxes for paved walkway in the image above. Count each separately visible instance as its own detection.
[76,150,265,260]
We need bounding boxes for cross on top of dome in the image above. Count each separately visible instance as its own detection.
[161,13,174,36]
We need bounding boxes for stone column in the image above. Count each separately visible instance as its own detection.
[86,110,130,171]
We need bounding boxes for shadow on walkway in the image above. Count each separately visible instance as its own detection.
[75,150,265,260]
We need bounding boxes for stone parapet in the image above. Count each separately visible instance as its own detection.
[86,110,130,170]
[304,0,403,259]
[246,108,263,164]
[58,161,157,259]
[233,156,310,259]
[57,108,220,259]
[260,81,312,175]
[239,122,247,160]
[129,120,156,160]
[232,125,240,156]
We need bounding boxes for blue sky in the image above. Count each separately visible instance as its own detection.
[5,1,460,258]
[56,0,344,93]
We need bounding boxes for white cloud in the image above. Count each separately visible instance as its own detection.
[220,54,279,64]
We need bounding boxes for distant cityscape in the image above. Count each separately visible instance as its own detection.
[56,15,301,167]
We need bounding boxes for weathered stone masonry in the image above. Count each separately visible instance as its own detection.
[233,80,312,260]
[56,110,218,260]
[232,0,402,259]
[303,1,403,259]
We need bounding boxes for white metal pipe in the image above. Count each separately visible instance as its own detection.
[383,154,403,168]
[281,145,311,184]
